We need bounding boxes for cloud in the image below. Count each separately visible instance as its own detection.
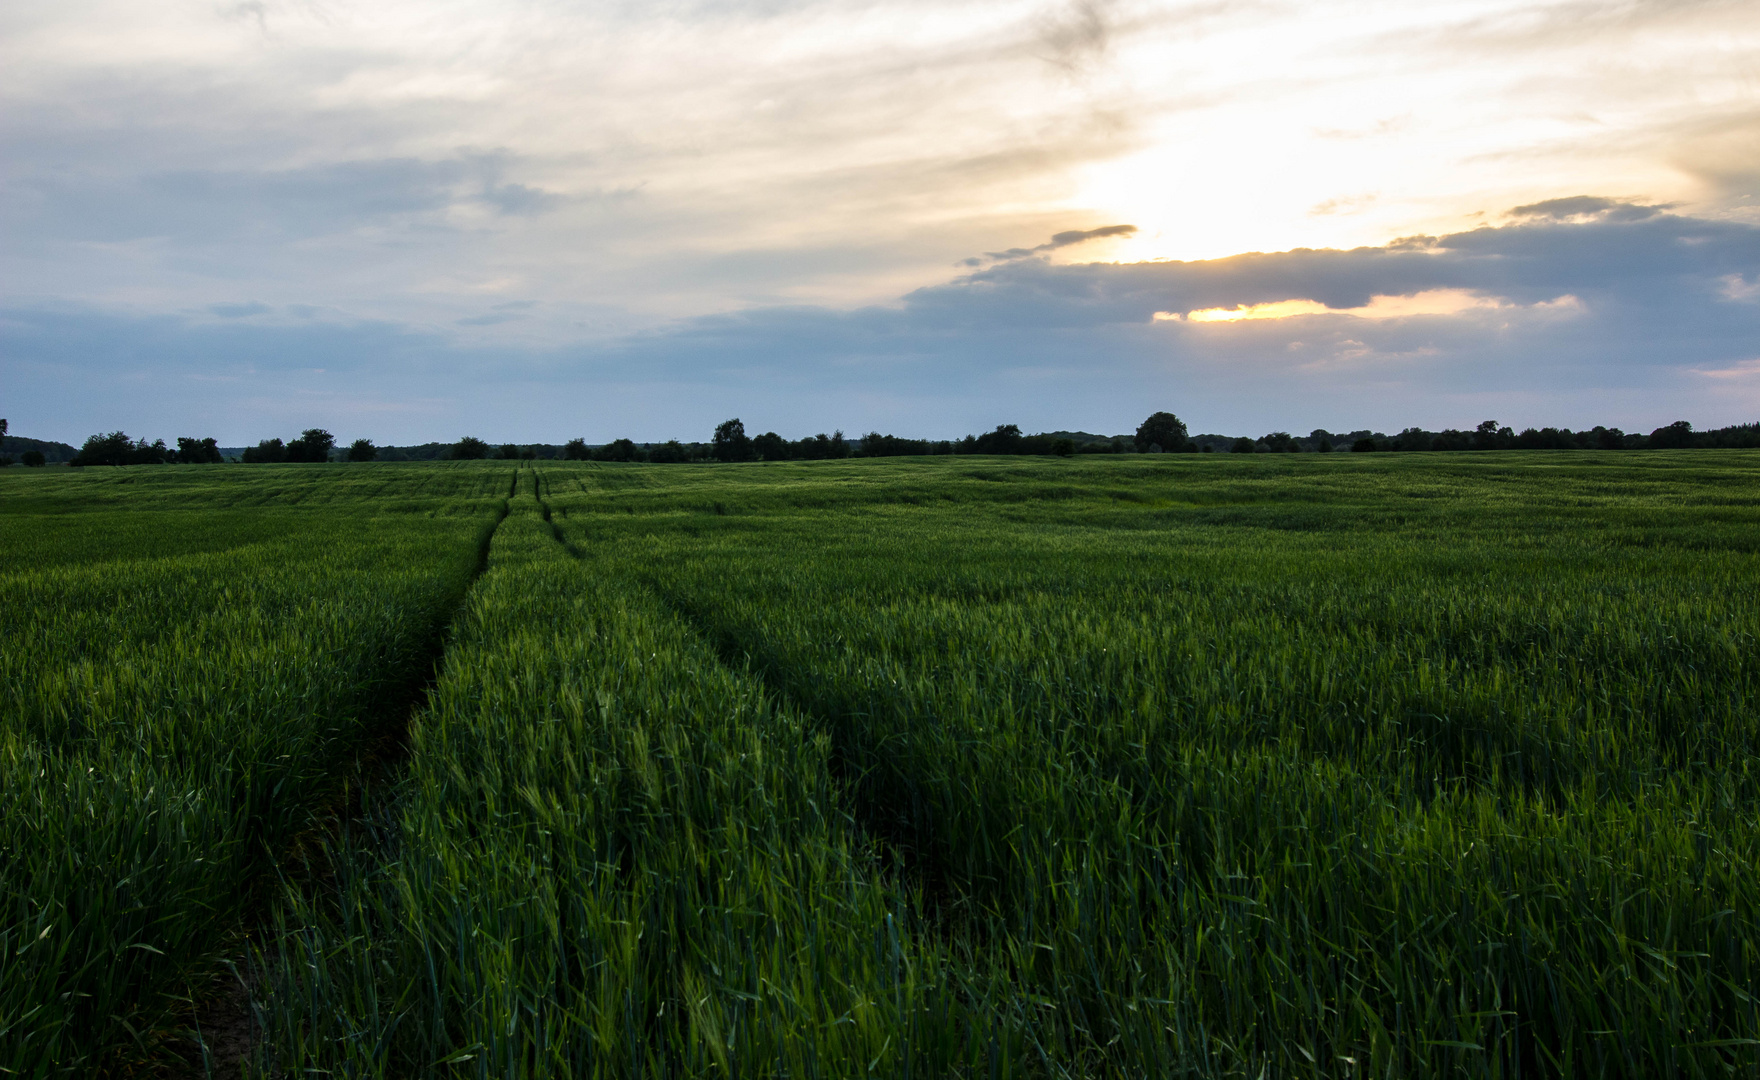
[2,155,581,248]
[1722,274,1760,302]
[582,200,1760,428]
[1037,0,1113,73]
[6,201,1758,445]
[208,301,271,318]
[1507,196,1669,223]
[479,183,571,216]
[968,223,1138,265]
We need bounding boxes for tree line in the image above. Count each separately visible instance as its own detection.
[18,414,1759,469]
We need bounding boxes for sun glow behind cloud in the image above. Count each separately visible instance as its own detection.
[1062,0,1760,264]
[2,0,1758,443]
[1157,289,1540,323]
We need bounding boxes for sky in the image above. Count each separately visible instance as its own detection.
[3,0,1758,445]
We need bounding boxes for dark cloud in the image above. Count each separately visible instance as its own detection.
[587,200,1760,427]
[479,183,570,216]
[972,222,1137,265]
[6,202,1757,443]
[1508,196,1668,223]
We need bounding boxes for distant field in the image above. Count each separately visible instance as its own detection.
[2,454,1757,1077]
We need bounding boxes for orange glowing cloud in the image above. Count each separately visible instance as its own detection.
[1155,288,1522,323]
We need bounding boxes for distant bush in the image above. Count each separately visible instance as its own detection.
[649,440,690,464]
[73,431,169,466]
[285,429,335,463]
[176,437,223,464]
[593,438,645,463]
[451,436,490,460]
[1649,420,1694,449]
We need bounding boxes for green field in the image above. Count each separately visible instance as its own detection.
[2,454,1757,1077]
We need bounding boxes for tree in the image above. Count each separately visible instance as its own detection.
[243,438,286,464]
[1261,431,1300,453]
[0,419,7,436]
[1351,438,1379,452]
[347,438,377,462]
[974,424,1023,454]
[452,436,490,460]
[649,440,689,464]
[1393,427,1433,452]
[176,436,223,464]
[22,450,45,467]
[1052,438,1075,457]
[1472,420,1509,451]
[713,418,753,462]
[73,431,137,466]
[1135,411,1190,453]
[1648,420,1694,449]
[1230,437,1257,454]
[563,437,589,460]
[752,431,787,460]
[498,443,521,460]
[593,438,644,462]
[285,428,335,463]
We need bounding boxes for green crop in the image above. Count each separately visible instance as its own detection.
[4,453,1757,1077]
[0,464,507,1074]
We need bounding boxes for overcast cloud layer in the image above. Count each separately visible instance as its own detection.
[2,0,1757,443]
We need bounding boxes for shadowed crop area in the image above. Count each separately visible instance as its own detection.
[2,453,1757,1077]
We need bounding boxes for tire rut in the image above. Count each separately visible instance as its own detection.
[169,479,516,1079]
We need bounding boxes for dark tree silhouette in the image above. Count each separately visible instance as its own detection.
[22,450,45,467]
[242,438,286,463]
[1136,411,1190,453]
[752,431,787,460]
[713,419,753,462]
[452,436,490,460]
[563,438,588,460]
[498,443,521,460]
[285,428,335,463]
[347,438,377,462]
[73,431,166,466]
[176,437,223,464]
[1649,420,1694,449]
[649,440,689,463]
[593,438,644,462]
[1261,431,1300,453]
[974,424,1023,454]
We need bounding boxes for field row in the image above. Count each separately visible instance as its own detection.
[2,454,1757,1077]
